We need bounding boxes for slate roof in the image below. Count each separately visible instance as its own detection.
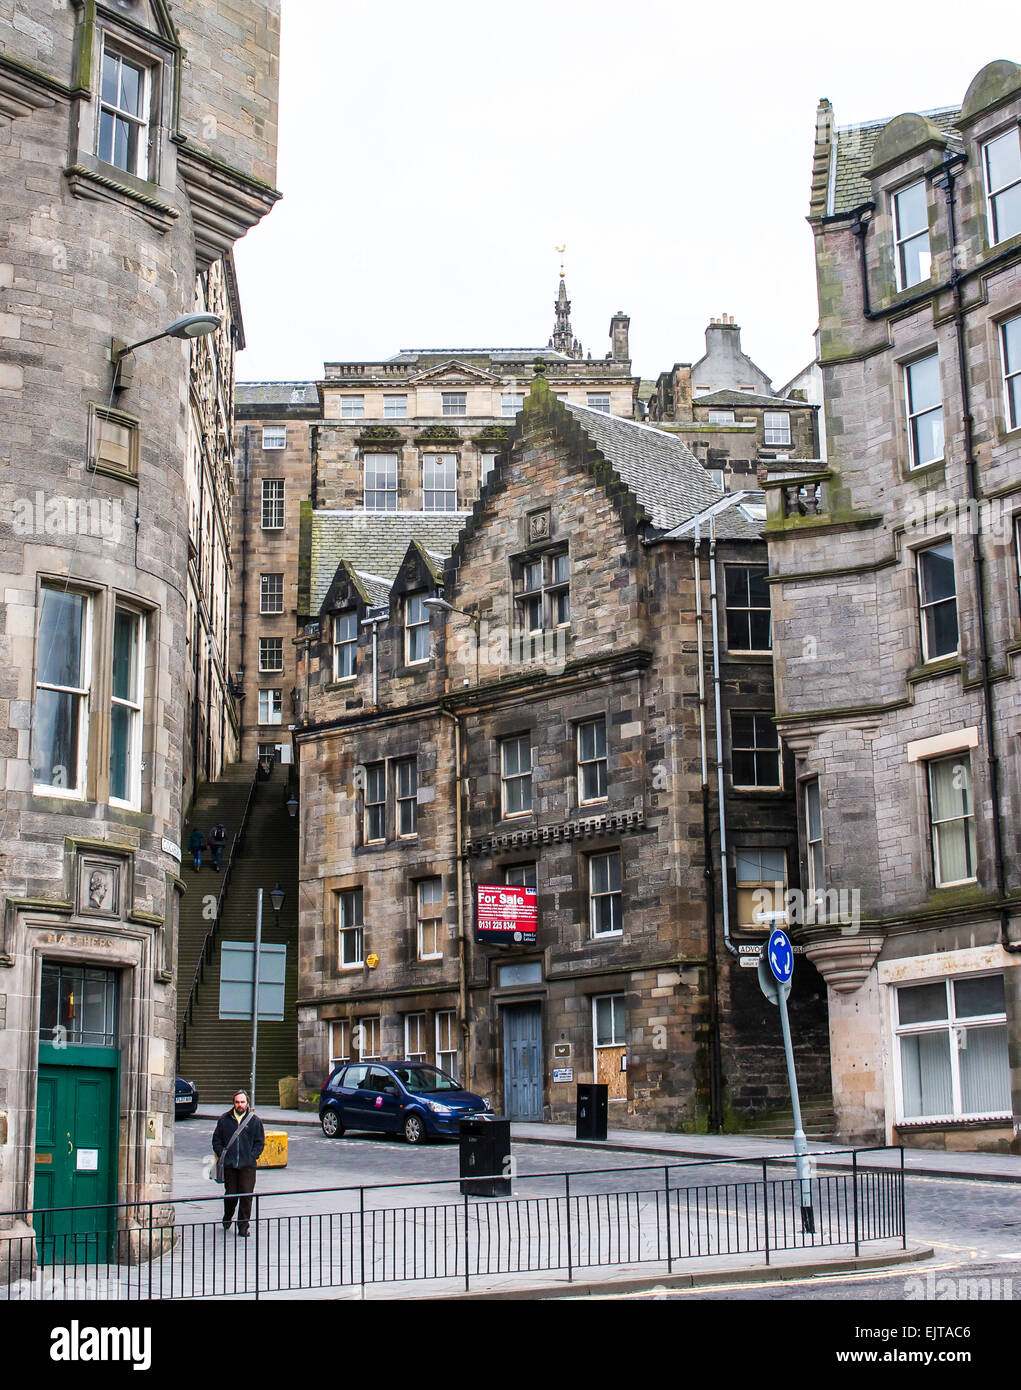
[386,347,571,363]
[662,491,766,542]
[235,381,318,407]
[693,389,813,410]
[830,107,961,215]
[564,404,724,531]
[309,511,468,614]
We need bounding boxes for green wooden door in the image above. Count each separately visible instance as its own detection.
[34,1045,118,1265]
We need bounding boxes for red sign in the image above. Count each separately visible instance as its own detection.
[475,884,537,945]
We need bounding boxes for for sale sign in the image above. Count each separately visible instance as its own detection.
[475,884,537,945]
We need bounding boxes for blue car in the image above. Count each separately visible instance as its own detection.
[319,1061,491,1144]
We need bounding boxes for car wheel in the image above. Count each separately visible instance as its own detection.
[403,1113,427,1145]
[321,1109,345,1139]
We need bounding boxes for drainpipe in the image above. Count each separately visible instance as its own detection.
[694,520,725,1132]
[708,519,736,957]
[440,704,471,1083]
[935,157,1019,956]
[238,425,250,754]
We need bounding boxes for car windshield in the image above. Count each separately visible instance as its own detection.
[391,1065,462,1094]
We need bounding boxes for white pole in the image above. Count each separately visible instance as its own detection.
[250,888,263,1106]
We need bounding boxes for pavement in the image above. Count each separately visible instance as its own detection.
[194,1104,1021,1184]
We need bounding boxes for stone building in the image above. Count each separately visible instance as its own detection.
[291,368,831,1130]
[766,60,1021,1151]
[0,0,279,1260]
[648,317,821,491]
[231,277,639,765]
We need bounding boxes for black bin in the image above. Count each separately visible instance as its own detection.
[459,1115,512,1197]
[576,1083,608,1140]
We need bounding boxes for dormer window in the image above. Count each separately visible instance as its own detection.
[893,181,931,289]
[405,594,430,664]
[333,610,358,680]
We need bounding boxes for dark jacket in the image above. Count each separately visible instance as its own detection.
[188,829,205,852]
[212,1110,265,1169]
[209,824,227,846]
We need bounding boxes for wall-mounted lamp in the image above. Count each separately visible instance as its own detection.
[111,312,221,390]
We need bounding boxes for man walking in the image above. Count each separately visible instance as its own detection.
[212,1090,265,1237]
[208,821,227,871]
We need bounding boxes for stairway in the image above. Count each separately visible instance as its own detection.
[738,1093,838,1141]
[176,762,299,1109]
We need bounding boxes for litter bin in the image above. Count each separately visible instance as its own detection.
[576,1083,608,1140]
[459,1115,512,1197]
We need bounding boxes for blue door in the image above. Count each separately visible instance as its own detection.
[503,1004,542,1120]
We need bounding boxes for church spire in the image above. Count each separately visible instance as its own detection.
[548,250,583,359]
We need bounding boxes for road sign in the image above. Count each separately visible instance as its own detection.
[767,928,794,984]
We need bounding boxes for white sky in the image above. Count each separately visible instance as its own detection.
[233,0,1012,390]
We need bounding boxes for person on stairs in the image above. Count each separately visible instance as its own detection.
[208,821,227,871]
[188,826,206,872]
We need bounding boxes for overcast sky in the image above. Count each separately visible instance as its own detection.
[232,0,1011,390]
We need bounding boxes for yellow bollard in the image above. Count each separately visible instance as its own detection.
[256,1130,288,1168]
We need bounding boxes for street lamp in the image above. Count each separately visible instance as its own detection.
[285,793,299,819]
[423,596,482,686]
[270,883,285,925]
[110,312,221,389]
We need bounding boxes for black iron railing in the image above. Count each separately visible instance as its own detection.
[0,1148,906,1300]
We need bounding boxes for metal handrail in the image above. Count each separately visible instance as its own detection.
[175,765,260,1065]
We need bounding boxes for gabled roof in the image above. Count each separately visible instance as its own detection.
[236,381,318,407]
[662,491,766,542]
[308,510,468,615]
[405,359,502,386]
[562,403,723,531]
[829,107,960,215]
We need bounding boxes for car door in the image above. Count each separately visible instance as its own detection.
[364,1067,403,1133]
[337,1064,368,1130]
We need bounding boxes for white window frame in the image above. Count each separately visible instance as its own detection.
[441,392,467,417]
[894,974,1010,1122]
[904,353,944,469]
[708,409,735,424]
[405,593,430,664]
[97,38,152,179]
[332,610,357,681]
[261,425,286,450]
[260,573,284,615]
[804,778,825,910]
[586,393,610,413]
[982,127,1021,247]
[436,1010,458,1078]
[404,1012,427,1061]
[763,411,791,446]
[592,994,626,1090]
[329,1020,350,1069]
[258,636,283,673]
[589,850,623,937]
[364,453,398,511]
[258,688,282,726]
[109,605,145,810]
[926,754,977,888]
[261,479,284,529]
[917,541,959,662]
[577,717,608,804]
[338,889,364,969]
[422,453,458,512]
[383,395,407,419]
[396,757,417,837]
[363,762,386,843]
[1001,313,1021,432]
[500,734,532,817]
[34,586,93,798]
[501,393,524,417]
[416,878,443,961]
[893,180,931,290]
[736,847,787,932]
[341,395,364,419]
[357,1015,380,1059]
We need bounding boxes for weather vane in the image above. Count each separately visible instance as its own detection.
[555,243,566,277]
